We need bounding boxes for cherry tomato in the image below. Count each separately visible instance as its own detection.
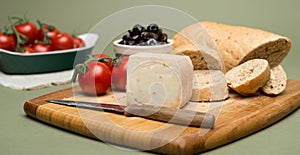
[0,33,16,51]
[32,42,51,52]
[37,25,60,40]
[78,62,112,95]
[51,33,74,50]
[21,45,36,54]
[15,22,38,44]
[73,37,85,48]
[112,56,128,91]
[94,53,114,71]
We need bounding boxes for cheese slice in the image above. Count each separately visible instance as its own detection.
[126,53,193,108]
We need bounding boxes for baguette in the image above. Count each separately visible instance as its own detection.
[173,22,291,71]
[261,65,287,95]
[191,70,228,101]
[225,59,271,96]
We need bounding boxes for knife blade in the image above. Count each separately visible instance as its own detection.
[46,99,215,128]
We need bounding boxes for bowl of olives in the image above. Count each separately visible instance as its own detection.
[113,24,173,56]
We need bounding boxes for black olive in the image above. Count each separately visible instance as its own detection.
[125,40,136,45]
[132,35,140,43]
[157,28,162,34]
[141,32,159,41]
[159,33,168,42]
[120,24,169,46]
[119,40,125,44]
[132,24,145,35]
[122,34,130,41]
[152,33,159,40]
[147,24,159,33]
[146,38,158,45]
[127,30,133,36]
[140,31,150,40]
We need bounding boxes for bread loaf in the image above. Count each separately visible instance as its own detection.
[173,22,291,71]
[225,59,271,96]
[262,65,287,95]
[191,70,228,101]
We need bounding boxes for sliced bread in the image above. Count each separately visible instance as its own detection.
[261,65,287,95]
[191,70,228,101]
[225,59,271,96]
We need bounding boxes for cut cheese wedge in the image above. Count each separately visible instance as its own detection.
[126,53,193,108]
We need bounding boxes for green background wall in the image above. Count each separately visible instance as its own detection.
[1,0,299,79]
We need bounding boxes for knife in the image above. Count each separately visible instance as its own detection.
[46,99,215,129]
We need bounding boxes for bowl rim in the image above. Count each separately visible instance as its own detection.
[0,33,98,57]
[113,39,173,49]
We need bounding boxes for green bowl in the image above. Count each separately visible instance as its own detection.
[0,33,98,74]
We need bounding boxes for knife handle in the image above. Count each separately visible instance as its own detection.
[124,104,215,129]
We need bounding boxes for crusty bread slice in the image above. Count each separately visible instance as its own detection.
[191,70,228,101]
[173,21,291,72]
[225,59,271,96]
[262,65,287,95]
[171,44,223,70]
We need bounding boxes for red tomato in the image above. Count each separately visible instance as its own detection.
[78,62,112,95]
[0,33,16,51]
[94,53,114,71]
[73,37,85,48]
[112,56,128,91]
[37,25,60,40]
[51,33,74,50]
[15,22,38,44]
[32,42,51,52]
[21,45,36,54]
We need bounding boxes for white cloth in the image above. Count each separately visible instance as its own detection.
[0,70,73,90]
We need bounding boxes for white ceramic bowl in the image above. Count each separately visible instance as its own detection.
[113,39,173,56]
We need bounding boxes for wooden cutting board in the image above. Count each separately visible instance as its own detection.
[24,79,300,155]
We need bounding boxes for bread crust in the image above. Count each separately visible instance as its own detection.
[173,22,291,72]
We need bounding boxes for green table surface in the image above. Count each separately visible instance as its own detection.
[1,0,300,154]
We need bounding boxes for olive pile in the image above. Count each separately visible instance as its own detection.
[118,24,168,46]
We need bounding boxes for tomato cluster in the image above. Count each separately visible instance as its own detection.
[0,16,85,53]
[73,54,128,95]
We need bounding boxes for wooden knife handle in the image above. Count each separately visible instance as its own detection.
[124,104,215,129]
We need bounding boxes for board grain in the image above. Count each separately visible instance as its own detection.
[24,79,300,155]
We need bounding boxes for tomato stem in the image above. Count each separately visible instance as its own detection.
[1,25,13,35]
[9,16,28,25]
[72,63,88,83]
[37,20,51,45]
[8,17,28,52]
[112,57,121,66]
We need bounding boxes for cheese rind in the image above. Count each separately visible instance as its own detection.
[126,53,193,108]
